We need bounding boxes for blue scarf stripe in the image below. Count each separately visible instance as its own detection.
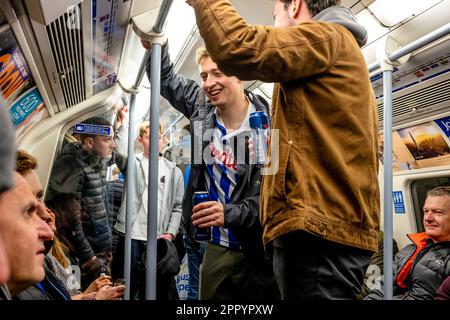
[204,115,241,250]
[214,119,227,139]
[219,165,231,203]
[211,226,221,243]
[227,230,241,250]
[206,165,220,202]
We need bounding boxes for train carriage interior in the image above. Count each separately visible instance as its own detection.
[1,0,450,301]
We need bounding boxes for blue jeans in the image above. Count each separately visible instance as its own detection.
[183,236,205,300]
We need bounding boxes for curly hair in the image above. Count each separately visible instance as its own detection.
[16,149,37,175]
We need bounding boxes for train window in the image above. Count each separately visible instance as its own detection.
[411,176,450,232]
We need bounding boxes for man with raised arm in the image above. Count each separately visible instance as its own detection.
[186,0,380,299]
[142,40,279,300]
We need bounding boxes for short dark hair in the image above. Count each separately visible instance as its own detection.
[427,186,450,198]
[78,117,113,144]
[16,150,38,176]
[280,0,341,17]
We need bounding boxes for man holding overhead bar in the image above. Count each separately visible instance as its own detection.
[186,0,380,299]
[142,39,279,300]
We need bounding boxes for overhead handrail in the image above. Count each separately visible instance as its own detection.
[368,23,450,73]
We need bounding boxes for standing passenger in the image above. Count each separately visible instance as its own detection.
[142,40,279,300]
[186,0,380,299]
[113,120,184,299]
[47,117,125,281]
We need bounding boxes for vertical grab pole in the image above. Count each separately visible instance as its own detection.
[124,49,152,300]
[145,43,161,301]
[368,23,450,301]
[144,0,174,301]
[123,94,136,300]
[382,68,394,300]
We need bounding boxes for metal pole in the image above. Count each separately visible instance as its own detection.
[368,23,450,301]
[153,0,174,33]
[163,114,184,136]
[123,94,136,300]
[368,61,381,73]
[389,23,450,62]
[145,43,162,300]
[123,50,152,301]
[368,23,450,74]
[382,70,394,300]
[143,0,174,301]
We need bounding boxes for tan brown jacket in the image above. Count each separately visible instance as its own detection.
[189,0,380,252]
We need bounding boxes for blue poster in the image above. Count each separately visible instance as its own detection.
[393,191,406,214]
[435,116,450,140]
[8,87,43,127]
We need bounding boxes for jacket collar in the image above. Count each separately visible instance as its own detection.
[407,232,429,246]
[406,232,450,247]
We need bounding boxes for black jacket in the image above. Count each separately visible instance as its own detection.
[147,44,279,299]
[47,143,125,262]
[365,233,450,300]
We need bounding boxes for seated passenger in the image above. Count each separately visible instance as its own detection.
[112,119,184,300]
[0,172,53,298]
[365,186,450,300]
[16,150,124,300]
[15,150,71,300]
[0,105,15,300]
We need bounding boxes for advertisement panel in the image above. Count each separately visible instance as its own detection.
[0,25,32,103]
[0,25,49,140]
[381,116,450,172]
[92,0,131,95]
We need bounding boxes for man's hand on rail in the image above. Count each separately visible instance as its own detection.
[140,31,167,49]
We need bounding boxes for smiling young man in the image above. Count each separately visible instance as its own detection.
[143,41,279,300]
[366,186,450,300]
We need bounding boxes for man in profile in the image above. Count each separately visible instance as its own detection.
[186,0,380,299]
[0,172,54,298]
[47,117,125,283]
[1,103,51,299]
[0,103,16,299]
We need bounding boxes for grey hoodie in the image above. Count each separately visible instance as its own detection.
[313,5,368,47]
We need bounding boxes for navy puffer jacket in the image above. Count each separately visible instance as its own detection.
[47,142,125,262]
